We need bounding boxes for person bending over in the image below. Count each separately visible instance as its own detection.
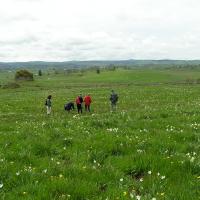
[64,102,75,112]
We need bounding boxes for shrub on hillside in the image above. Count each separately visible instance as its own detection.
[15,70,34,81]
[2,82,20,89]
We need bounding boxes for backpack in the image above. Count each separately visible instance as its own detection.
[45,99,48,106]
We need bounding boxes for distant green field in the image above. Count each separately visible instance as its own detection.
[0,68,200,200]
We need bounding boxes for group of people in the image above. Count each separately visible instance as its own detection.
[45,90,118,115]
[65,94,92,114]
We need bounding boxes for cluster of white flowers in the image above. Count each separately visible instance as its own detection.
[107,128,119,133]
[24,165,33,172]
[166,125,175,132]
[139,129,148,133]
[73,115,79,119]
[129,193,155,200]
[190,122,200,130]
[92,159,101,169]
[186,152,197,162]
[137,149,144,154]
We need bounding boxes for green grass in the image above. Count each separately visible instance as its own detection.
[0,68,200,200]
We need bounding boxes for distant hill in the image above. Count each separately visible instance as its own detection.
[1,59,200,69]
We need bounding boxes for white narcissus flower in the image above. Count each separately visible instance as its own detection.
[190,157,195,162]
[59,174,63,178]
[130,193,134,198]
[148,171,152,175]
[136,195,141,200]
[161,176,166,180]
[16,171,20,176]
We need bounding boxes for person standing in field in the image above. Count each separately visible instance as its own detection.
[45,95,52,115]
[110,90,118,111]
[84,94,92,112]
[76,95,83,113]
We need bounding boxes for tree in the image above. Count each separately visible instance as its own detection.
[38,69,42,76]
[96,68,100,74]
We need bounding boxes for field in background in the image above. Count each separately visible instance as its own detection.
[0,68,200,199]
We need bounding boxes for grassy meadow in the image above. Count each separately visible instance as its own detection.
[0,68,200,200]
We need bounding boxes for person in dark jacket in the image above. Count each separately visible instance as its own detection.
[110,90,118,111]
[64,102,75,112]
[45,95,52,115]
[75,95,83,113]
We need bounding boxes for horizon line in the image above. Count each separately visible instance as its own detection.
[1,59,200,63]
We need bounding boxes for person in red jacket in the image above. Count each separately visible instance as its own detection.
[84,94,92,112]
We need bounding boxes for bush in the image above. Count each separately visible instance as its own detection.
[2,82,20,89]
[15,70,34,81]
[185,78,195,84]
[196,78,200,84]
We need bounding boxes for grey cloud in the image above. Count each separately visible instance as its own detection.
[0,35,39,46]
[1,0,200,61]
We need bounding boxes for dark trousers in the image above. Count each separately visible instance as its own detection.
[77,104,82,113]
[85,105,90,112]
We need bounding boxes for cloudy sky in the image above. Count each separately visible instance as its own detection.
[0,0,200,61]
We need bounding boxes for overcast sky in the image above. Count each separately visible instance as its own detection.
[0,0,200,61]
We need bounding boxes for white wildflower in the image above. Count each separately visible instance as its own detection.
[161,176,165,180]
[190,157,195,162]
[16,171,20,176]
[136,195,141,200]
